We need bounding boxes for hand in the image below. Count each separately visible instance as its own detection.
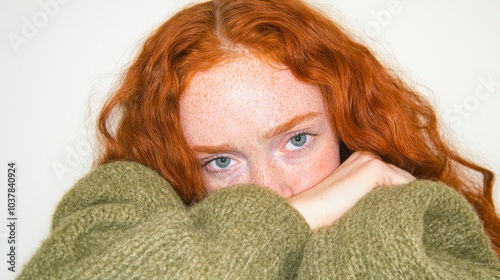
[288,151,415,230]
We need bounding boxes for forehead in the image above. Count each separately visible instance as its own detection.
[179,55,326,146]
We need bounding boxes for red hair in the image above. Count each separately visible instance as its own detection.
[96,0,500,254]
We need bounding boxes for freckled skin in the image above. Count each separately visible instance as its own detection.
[180,55,340,198]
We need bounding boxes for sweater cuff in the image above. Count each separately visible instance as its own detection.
[189,185,311,277]
[296,180,500,279]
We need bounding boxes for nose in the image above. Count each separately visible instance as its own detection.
[248,160,293,198]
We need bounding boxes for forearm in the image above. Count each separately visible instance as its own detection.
[17,162,310,279]
[296,180,500,279]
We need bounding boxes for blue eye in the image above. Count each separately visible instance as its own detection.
[290,134,307,147]
[284,131,316,152]
[203,156,235,174]
[214,157,231,168]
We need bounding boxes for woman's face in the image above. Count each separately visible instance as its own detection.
[180,55,340,198]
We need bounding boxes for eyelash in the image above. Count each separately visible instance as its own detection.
[201,155,234,175]
[284,129,318,154]
[201,129,319,175]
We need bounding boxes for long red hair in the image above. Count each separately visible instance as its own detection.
[95,0,500,254]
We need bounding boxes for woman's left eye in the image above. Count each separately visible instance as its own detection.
[284,133,311,150]
[290,134,307,146]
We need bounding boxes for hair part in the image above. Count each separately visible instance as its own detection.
[95,0,499,254]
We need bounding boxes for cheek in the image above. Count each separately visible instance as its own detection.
[201,167,246,193]
[203,181,218,193]
[201,174,230,193]
[287,138,340,194]
[292,152,340,193]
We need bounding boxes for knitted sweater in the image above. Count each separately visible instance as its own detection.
[18,161,500,279]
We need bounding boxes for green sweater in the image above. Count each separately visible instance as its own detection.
[18,161,500,279]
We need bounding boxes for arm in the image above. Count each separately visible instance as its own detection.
[18,161,310,279]
[289,152,415,230]
[296,180,500,279]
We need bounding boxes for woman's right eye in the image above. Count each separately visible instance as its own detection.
[204,156,235,174]
[213,157,231,168]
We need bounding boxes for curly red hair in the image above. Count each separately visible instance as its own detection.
[95,0,500,254]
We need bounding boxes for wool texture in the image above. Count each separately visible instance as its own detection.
[17,161,500,279]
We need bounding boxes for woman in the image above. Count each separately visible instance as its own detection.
[18,0,500,278]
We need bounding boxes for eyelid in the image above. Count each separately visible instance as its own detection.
[282,129,318,152]
[286,129,318,143]
[200,154,232,167]
[201,154,240,176]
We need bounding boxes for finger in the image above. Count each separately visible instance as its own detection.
[338,150,363,166]
[340,151,378,168]
[379,165,415,187]
[387,164,415,180]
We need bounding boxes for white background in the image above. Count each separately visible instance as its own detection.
[1,0,499,278]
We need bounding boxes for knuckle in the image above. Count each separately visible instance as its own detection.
[357,151,380,161]
[364,157,386,171]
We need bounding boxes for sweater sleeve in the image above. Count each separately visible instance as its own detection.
[17,161,310,280]
[296,180,500,279]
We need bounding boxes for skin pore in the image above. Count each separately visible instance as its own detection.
[180,54,414,230]
[180,54,340,198]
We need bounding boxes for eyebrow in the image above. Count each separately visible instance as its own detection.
[192,143,234,155]
[262,111,321,139]
[191,111,321,155]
